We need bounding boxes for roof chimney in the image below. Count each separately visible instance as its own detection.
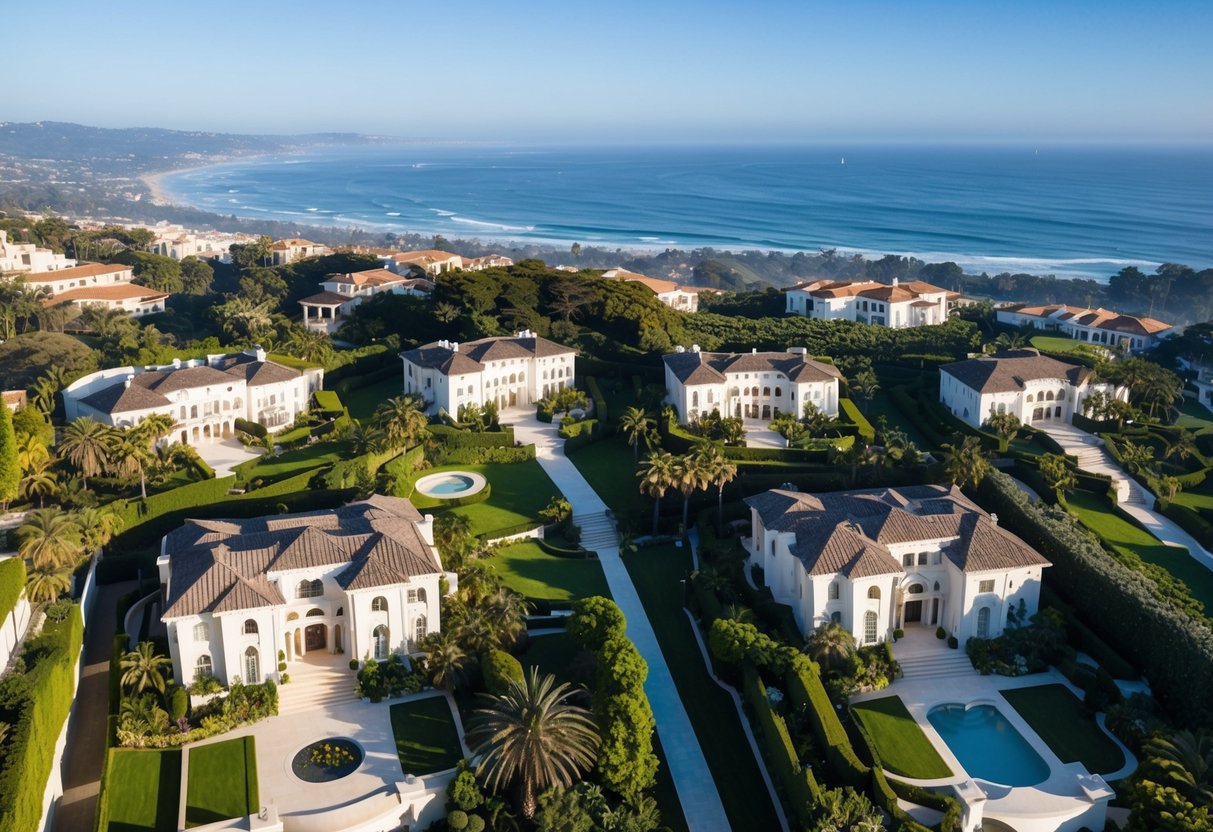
[989,513,999,526]
[893,277,899,287]
[789,346,807,355]
[451,342,459,353]
[124,374,134,389]
[691,344,701,353]
[752,348,758,354]
[172,358,182,369]
[675,345,685,354]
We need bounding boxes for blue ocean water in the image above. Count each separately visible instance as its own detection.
[160,143,1213,281]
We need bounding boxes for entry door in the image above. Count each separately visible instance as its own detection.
[904,600,923,624]
[305,624,326,651]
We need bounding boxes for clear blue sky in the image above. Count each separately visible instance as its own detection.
[8,0,1211,142]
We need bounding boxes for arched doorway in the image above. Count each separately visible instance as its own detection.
[305,623,327,652]
[904,584,925,624]
[244,647,261,684]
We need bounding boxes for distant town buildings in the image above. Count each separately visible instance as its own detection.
[269,238,331,266]
[62,347,323,444]
[149,224,243,261]
[939,349,1120,429]
[663,345,842,423]
[400,330,576,416]
[784,278,958,328]
[601,268,701,312]
[995,303,1173,354]
[0,230,76,273]
[299,268,434,334]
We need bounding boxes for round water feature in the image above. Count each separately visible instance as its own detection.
[414,470,488,499]
[291,737,364,782]
[927,703,1050,787]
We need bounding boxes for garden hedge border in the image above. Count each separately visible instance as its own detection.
[742,663,820,830]
[0,557,26,623]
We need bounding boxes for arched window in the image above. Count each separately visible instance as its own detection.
[775,387,782,397]
[1056,389,1066,401]
[908,584,924,595]
[691,391,699,407]
[509,373,517,384]
[297,579,323,599]
[933,581,941,591]
[373,625,389,661]
[763,387,771,397]
[194,654,213,680]
[828,582,839,601]
[414,615,428,642]
[244,647,260,684]
[336,607,344,617]
[976,607,991,639]
[867,586,881,600]
[1045,391,1055,401]
[864,611,878,644]
[286,612,299,621]
[306,608,324,617]
[243,619,258,635]
[193,623,209,642]
[371,596,388,613]
[1026,394,1034,403]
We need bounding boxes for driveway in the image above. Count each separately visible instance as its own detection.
[194,438,263,478]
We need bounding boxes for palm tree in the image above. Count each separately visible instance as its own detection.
[19,468,58,508]
[1166,430,1199,465]
[1039,453,1078,494]
[695,442,737,535]
[618,407,655,462]
[24,563,72,603]
[375,395,429,449]
[76,506,123,554]
[111,429,154,499]
[943,435,990,489]
[637,451,678,535]
[672,453,711,531]
[29,375,59,415]
[120,641,173,696]
[283,326,333,364]
[432,301,460,323]
[59,417,115,487]
[16,434,51,477]
[481,589,530,650]
[1144,730,1213,805]
[135,413,177,448]
[467,668,600,819]
[17,508,84,570]
[421,631,471,691]
[850,370,880,414]
[805,622,857,672]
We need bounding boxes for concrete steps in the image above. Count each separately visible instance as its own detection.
[573,511,619,551]
[277,663,357,715]
[896,650,976,682]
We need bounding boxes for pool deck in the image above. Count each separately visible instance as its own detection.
[851,636,1137,831]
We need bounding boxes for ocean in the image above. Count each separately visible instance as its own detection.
[159,143,1213,281]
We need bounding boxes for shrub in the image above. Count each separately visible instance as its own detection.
[743,664,819,829]
[947,635,959,649]
[233,417,267,438]
[312,390,344,415]
[280,673,290,684]
[935,626,946,639]
[568,596,627,651]
[448,809,469,830]
[838,397,876,443]
[349,659,360,670]
[482,649,524,696]
[0,558,25,623]
[892,628,904,641]
[167,686,188,722]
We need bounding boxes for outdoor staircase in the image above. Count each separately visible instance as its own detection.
[896,650,977,682]
[277,660,357,716]
[573,511,619,552]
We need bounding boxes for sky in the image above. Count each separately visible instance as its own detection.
[7,0,1212,143]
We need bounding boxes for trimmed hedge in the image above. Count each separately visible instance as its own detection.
[0,604,84,832]
[234,417,267,438]
[785,662,868,787]
[312,389,344,415]
[428,424,516,448]
[441,445,535,465]
[317,447,400,490]
[482,649,524,695]
[849,710,952,832]
[888,778,962,832]
[743,664,819,830]
[838,397,876,443]
[329,364,398,397]
[1161,501,1213,551]
[1072,412,1120,434]
[0,557,25,623]
[586,376,610,435]
[558,418,597,440]
[537,538,592,559]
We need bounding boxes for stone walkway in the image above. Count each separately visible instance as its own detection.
[513,416,730,832]
[1043,423,1213,571]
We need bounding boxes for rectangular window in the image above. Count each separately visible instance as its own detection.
[407,589,418,603]
[918,552,928,565]
[979,579,995,593]
[902,554,913,567]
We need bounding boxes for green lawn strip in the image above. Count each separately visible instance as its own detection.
[344,377,403,423]
[1000,684,1125,775]
[850,696,952,779]
[568,437,649,517]
[1175,398,1213,433]
[185,737,257,827]
[396,460,560,537]
[1173,478,1213,511]
[238,441,353,483]
[485,540,610,602]
[866,390,934,451]
[623,544,782,831]
[1029,335,1092,355]
[390,696,465,776]
[1066,489,1213,615]
[104,748,181,832]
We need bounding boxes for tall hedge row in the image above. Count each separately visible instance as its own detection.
[978,469,1213,725]
[742,663,820,829]
[838,398,876,443]
[785,662,869,787]
[428,424,516,448]
[585,376,610,436]
[0,604,84,832]
[0,557,26,622]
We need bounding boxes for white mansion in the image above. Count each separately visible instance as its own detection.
[158,495,451,687]
[0,229,76,272]
[663,346,842,424]
[13,262,169,318]
[995,303,1173,354]
[62,347,323,444]
[940,349,1121,429]
[400,330,576,415]
[784,278,957,328]
[299,268,434,334]
[602,268,703,312]
[747,485,1050,648]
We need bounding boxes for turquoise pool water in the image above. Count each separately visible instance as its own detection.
[927,704,1050,787]
[426,475,474,495]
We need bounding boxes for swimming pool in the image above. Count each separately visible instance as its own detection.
[927,703,1050,787]
[414,471,488,499]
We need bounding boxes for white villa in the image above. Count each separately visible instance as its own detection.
[12,262,170,317]
[940,349,1121,429]
[158,495,452,687]
[0,229,76,273]
[389,249,466,276]
[400,330,575,415]
[747,485,1050,648]
[299,268,434,334]
[602,268,701,313]
[269,238,330,266]
[995,303,1173,354]
[784,278,957,328]
[62,347,323,444]
[663,346,842,423]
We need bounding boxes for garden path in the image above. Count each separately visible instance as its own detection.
[1043,423,1213,571]
[512,414,730,832]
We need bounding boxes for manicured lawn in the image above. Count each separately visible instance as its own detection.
[344,376,402,423]
[390,695,465,776]
[623,544,782,832]
[1001,684,1125,775]
[396,460,560,537]
[568,437,649,517]
[851,696,952,779]
[485,540,610,603]
[236,440,352,483]
[1030,335,1103,356]
[1066,489,1213,615]
[185,737,258,828]
[866,390,935,451]
[1175,398,1213,433]
[103,748,181,832]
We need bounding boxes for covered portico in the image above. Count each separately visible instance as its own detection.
[299,291,348,334]
[895,573,947,631]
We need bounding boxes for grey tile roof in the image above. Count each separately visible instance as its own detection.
[162,496,441,618]
[663,350,843,385]
[744,484,1048,576]
[940,350,1093,394]
[131,365,237,394]
[401,334,574,375]
[80,381,171,414]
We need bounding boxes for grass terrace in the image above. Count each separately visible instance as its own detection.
[1066,489,1213,615]
[395,460,560,537]
[344,376,402,423]
[1029,335,1096,355]
[1001,685,1125,775]
[623,543,782,831]
[485,540,610,603]
[102,749,181,832]
[1174,399,1213,434]
[850,696,953,780]
[235,440,353,484]
[389,696,464,776]
[568,436,648,517]
[866,390,935,450]
[185,737,258,828]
